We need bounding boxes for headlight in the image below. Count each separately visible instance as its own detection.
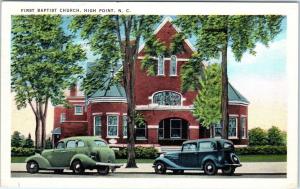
[159,153,164,158]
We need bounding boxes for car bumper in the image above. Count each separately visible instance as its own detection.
[224,163,242,167]
[95,162,123,169]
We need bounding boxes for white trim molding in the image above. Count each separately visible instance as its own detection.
[106,112,120,115]
[88,97,127,104]
[69,100,85,103]
[151,90,185,106]
[135,104,194,111]
[92,112,103,115]
[189,125,199,129]
[106,114,119,138]
[148,125,159,129]
[137,56,190,62]
[229,101,249,106]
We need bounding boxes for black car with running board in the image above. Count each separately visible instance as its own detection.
[153,138,241,175]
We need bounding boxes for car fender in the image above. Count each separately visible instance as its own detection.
[25,153,51,169]
[153,157,182,169]
[70,153,96,168]
[201,155,220,168]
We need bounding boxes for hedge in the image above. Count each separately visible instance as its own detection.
[235,146,287,155]
[11,147,35,157]
[114,146,158,159]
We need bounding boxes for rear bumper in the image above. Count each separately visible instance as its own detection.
[95,162,123,169]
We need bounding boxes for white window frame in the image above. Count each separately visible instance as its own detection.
[151,90,183,106]
[93,115,101,136]
[213,123,222,137]
[228,115,238,139]
[240,115,247,139]
[74,105,83,115]
[60,113,66,123]
[170,119,182,139]
[107,114,119,138]
[135,124,147,139]
[157,55,165,76]
[122,115,127,138]
[170,55,177,76]
[158,121,164,139]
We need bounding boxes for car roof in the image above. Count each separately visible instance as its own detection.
[59,136,105,143]
[182,138,233,145]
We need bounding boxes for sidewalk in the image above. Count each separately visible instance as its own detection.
[11,162,286,174]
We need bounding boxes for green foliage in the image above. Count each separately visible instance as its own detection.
[23,133,34,148]
[69,15,162,96]
[11,147,35,157]
[173,15,284,62]
[134,111,146,128]
[193,64,221,129]
[249,127,268,146]
[267,126,285,146]
[114,146,158,159]
[11,131,24,148]
[11,15,86,108]
[45,137,53,149]
[235,146,287,155]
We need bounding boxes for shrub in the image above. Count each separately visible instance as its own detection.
[23,133,34,148]
[267,126,285,146]
[11,131,24,147]
[249,127,268,146]
[235,146,287,155]
[11,147,35,156]
[45,137,53,149]
[114,146,158,159]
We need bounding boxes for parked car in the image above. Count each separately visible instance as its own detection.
[25,136,123,175]
[153,138,241,175]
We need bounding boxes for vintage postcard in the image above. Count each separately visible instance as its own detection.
[1,1,299,189]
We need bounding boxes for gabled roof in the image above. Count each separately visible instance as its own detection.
[228,83,250,105]
[89,79,126,99]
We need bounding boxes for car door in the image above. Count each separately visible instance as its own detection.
[198,141,218,166]
[180,142,199,167]
[64,140,78,163]
[48,141,69,167]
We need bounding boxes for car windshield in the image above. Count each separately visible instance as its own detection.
[94,140,107,147]
[224,142,233,149]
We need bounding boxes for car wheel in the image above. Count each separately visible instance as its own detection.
[154,162,166,174]
[97,166,109,175]
[71,160,85,174]
[222,166,235,175]
[54,169,64,174]
[203,161,217,175]
[173,170,184,174]
[26,161,39,174]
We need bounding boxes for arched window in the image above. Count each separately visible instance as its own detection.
[170,55,177,76]
[153,91,181,106]
[157,55,164,75]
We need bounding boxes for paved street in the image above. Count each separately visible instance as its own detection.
[11,162,286,178]
[11,171,286,178]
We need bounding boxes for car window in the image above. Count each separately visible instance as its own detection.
[66,140,76,148]
[199,142,217,152]
[56,142,65,149]
[94,140,107,147]
[77,140,84,147]
[224,142,233,149]
[182,143,197,152]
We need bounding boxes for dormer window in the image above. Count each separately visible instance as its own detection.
[170,55,177,76]
[153,91,181,106]
[157,55,164,76]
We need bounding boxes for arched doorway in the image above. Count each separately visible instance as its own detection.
[158,118,188,145]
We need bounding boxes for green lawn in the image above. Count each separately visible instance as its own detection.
[11,154,286,164]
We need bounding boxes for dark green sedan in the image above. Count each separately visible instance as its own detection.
[25,136,123,175]
[153,138,241,175]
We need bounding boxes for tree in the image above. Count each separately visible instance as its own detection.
[248,127,268,146]
[69,15,162,167]
[23,133,34,148]
[193,64,221,137]
[267,126,285,146]
[173,15,283,139]
[11,131,24,147]
[11,15,86,149]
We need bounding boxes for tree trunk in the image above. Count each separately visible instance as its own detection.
[34,115,41,149]
[221,45,229,139]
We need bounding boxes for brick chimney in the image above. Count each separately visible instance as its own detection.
[70,84,77,97]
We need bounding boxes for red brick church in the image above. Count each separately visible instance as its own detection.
[52,17,249,146]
